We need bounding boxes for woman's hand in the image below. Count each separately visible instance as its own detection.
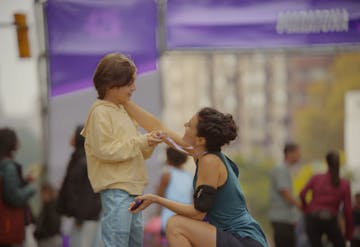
[128,194,159,214]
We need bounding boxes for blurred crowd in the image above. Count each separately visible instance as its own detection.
[269,143,358,247]
[1,126,360,247]
[0,52,359,247]
[0,126,102,247]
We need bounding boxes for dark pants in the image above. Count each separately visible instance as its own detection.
[305,214,345,247]
[352,239,360,247]
[216,229,263,247]
[271,221,295,247]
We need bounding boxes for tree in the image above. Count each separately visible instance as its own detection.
[295,52,360,161]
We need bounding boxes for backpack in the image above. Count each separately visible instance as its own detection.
[0,176,25,244]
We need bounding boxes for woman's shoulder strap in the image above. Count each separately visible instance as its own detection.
[207,152,239,177]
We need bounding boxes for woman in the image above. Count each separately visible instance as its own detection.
[0,128,36,247]
[299,150,353,247]
[124,101,268,247]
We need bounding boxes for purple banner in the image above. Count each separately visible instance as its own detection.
[46,0,157,96]
[167,0,360,49]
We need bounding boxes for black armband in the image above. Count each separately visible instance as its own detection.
[193,185,217,213]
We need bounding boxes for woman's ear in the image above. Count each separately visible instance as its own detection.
[195,136,206,147]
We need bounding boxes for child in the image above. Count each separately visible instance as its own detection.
[81,53,162,247]
[33,183,61,247]
[157,147,192,235]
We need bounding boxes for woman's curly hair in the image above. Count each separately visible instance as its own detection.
[196,107,237,152]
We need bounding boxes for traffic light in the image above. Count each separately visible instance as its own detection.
[14,13,30,58]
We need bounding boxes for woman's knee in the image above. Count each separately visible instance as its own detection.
[165,215,187,235]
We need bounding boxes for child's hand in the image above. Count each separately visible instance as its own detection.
[151,130,166,139]
[147,131,163,147]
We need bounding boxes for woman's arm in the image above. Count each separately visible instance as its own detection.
[131,194,206,220]
[299,176,314,211]
[123,101,190,148]
[130,154,221,220]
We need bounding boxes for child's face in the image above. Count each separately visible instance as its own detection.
[110,80,136,104]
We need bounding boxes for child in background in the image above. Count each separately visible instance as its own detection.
[157,147,193,234]
[81,53,162,247]
[34,183,61,247]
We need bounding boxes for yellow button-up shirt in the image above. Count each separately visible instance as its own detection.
[81,100,154,194]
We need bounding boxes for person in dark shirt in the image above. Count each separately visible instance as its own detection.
[353,192,360,247]
[299,150,353,247]
[57,125,102,247]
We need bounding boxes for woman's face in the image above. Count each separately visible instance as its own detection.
[182,114,199,146]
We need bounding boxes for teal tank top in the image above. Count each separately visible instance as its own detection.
[193,152,268,247]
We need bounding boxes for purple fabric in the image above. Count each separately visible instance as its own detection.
[167,0,360,49]
[62,235,69,247]
[46,0,157,96]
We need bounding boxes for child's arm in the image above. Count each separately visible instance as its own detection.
[157,171,170,197]
[137,131,156,160]
[90,109,153,162]
[140,145,155,160]
[123,101,190,148]
[155,171,170,215]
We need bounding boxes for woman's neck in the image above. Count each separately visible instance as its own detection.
[191,146,208,159]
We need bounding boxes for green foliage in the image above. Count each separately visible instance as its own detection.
[295,52,360,161]
[231,154,275,239]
